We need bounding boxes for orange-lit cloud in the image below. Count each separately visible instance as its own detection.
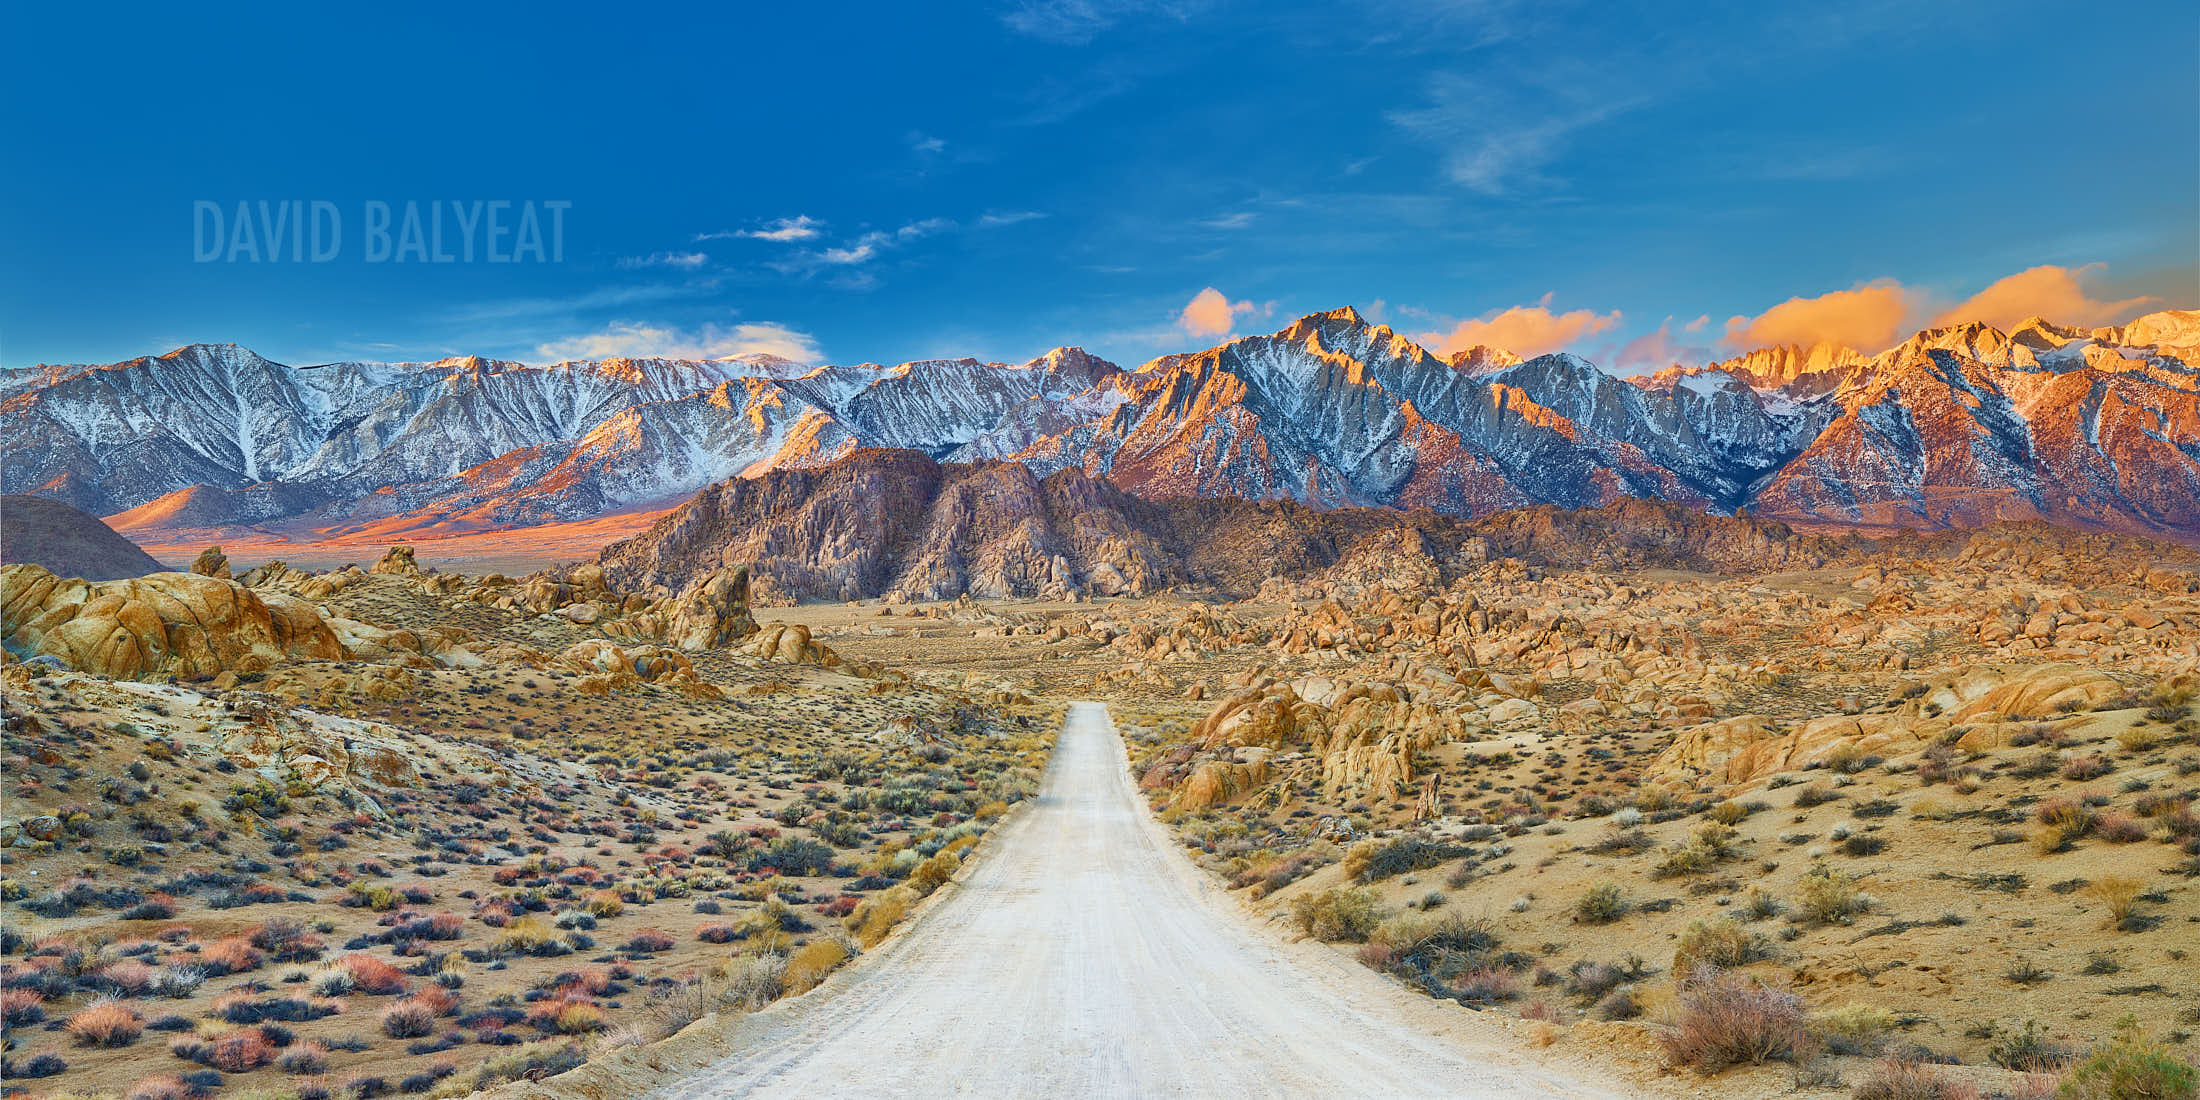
[1419,293,1621,358]
[1614,317,1710,372]
[1178,287,1263,339]
[1932,263,2158,330]
[1721,280,1919,352]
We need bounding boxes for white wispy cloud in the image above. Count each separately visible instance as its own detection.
[533,320,821,364]
[1000,0,1206,44]
[616,250,708,270]
[1388,64,1641,196]
[698,215,824,243]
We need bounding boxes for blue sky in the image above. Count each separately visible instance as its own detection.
[3,1,2192,373]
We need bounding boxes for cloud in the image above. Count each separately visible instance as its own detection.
[1721,279,1920,352]
[1417,294,1622,358]
[1613,317,1712,373]
[1177,287,1262,340]
[977,210,1047,227]
[1200,211,1256,230]
[1933,263,2158,330]
[533,320,821,364]
[783,218,958,271]
[907,132,947,155]
[699,216,823,243]
[1001,0,1203,43]
[816,240,881,266]
[616,251,707,270]
[1388,66,1640,196]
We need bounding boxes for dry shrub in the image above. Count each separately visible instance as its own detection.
[494,915,562,957]
[197,1027,276,1072]
[2095,812,2149,843]
[1658,967,1807,1073]
[200,936,265,975]
[908,851,961,895]
[720,953,786,1010]
[279,1041,330,1075]
[781,940,849,995]
[2059,1021,2198,1100]
[1289,886,1386,942]
[846,886,915,948]
[337,953,410,995]
[1673,920,1771,975]
[65,998,144,1046]
[126,1075,194,1100]
[1795,865,1867,924]
[1,988,46,1027]
[551,1001,605,1034]
[1573,882,1631,924]
[379,999,436,1038]
[1851,1054,1980,1100]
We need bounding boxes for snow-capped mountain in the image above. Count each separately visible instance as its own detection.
[6,307,2196,541]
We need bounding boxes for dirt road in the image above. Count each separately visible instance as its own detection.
[662,702,1623,1097]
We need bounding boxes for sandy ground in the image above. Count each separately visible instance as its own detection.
[655,702,1626,1099]
[119,508,668,574]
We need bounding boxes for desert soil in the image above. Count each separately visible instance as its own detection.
[657,702,1618,1098]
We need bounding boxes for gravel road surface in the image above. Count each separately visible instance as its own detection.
[661,701,1622,1098]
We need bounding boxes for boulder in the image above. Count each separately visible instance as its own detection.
[190,546,232,579]
[666,565,759,651]
[369,545,421,576]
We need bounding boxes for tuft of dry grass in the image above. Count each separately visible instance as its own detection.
[2084,875,2147,930]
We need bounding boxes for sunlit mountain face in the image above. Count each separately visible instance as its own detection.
[8,308,2196,550]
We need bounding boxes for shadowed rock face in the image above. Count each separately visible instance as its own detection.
[0,494,165,580]
[589,449,1883,603]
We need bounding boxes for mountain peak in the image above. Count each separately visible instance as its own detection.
[1448,345,1521,375]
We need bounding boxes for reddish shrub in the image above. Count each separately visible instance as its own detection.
[197,1027,276,1072]
[336,953,409,996]
[126,1075,194,1100]
[200,937,265,976]
[1658,967,1807,1072]
[622,928,675,953]
[817,896,860,919]
[66,999,145,1046]
[2062,755,2113,781]
[407,986,459,1017]
[2096,812,2150,843]
[550,967,612,996]
[1,988,47,1026]
[696,924,739,944]
[98,959,156,995]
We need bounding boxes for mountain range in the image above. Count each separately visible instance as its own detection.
[5,307,2196,543]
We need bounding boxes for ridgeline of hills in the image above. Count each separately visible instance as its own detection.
[5,308,2196,554]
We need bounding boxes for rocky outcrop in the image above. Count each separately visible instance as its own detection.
[370,545,421,576]
[1648,664,2130,786]
[665,565,758,650]
[739,622,840,668]
[2,563,342,679]
[190,545,232,578]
